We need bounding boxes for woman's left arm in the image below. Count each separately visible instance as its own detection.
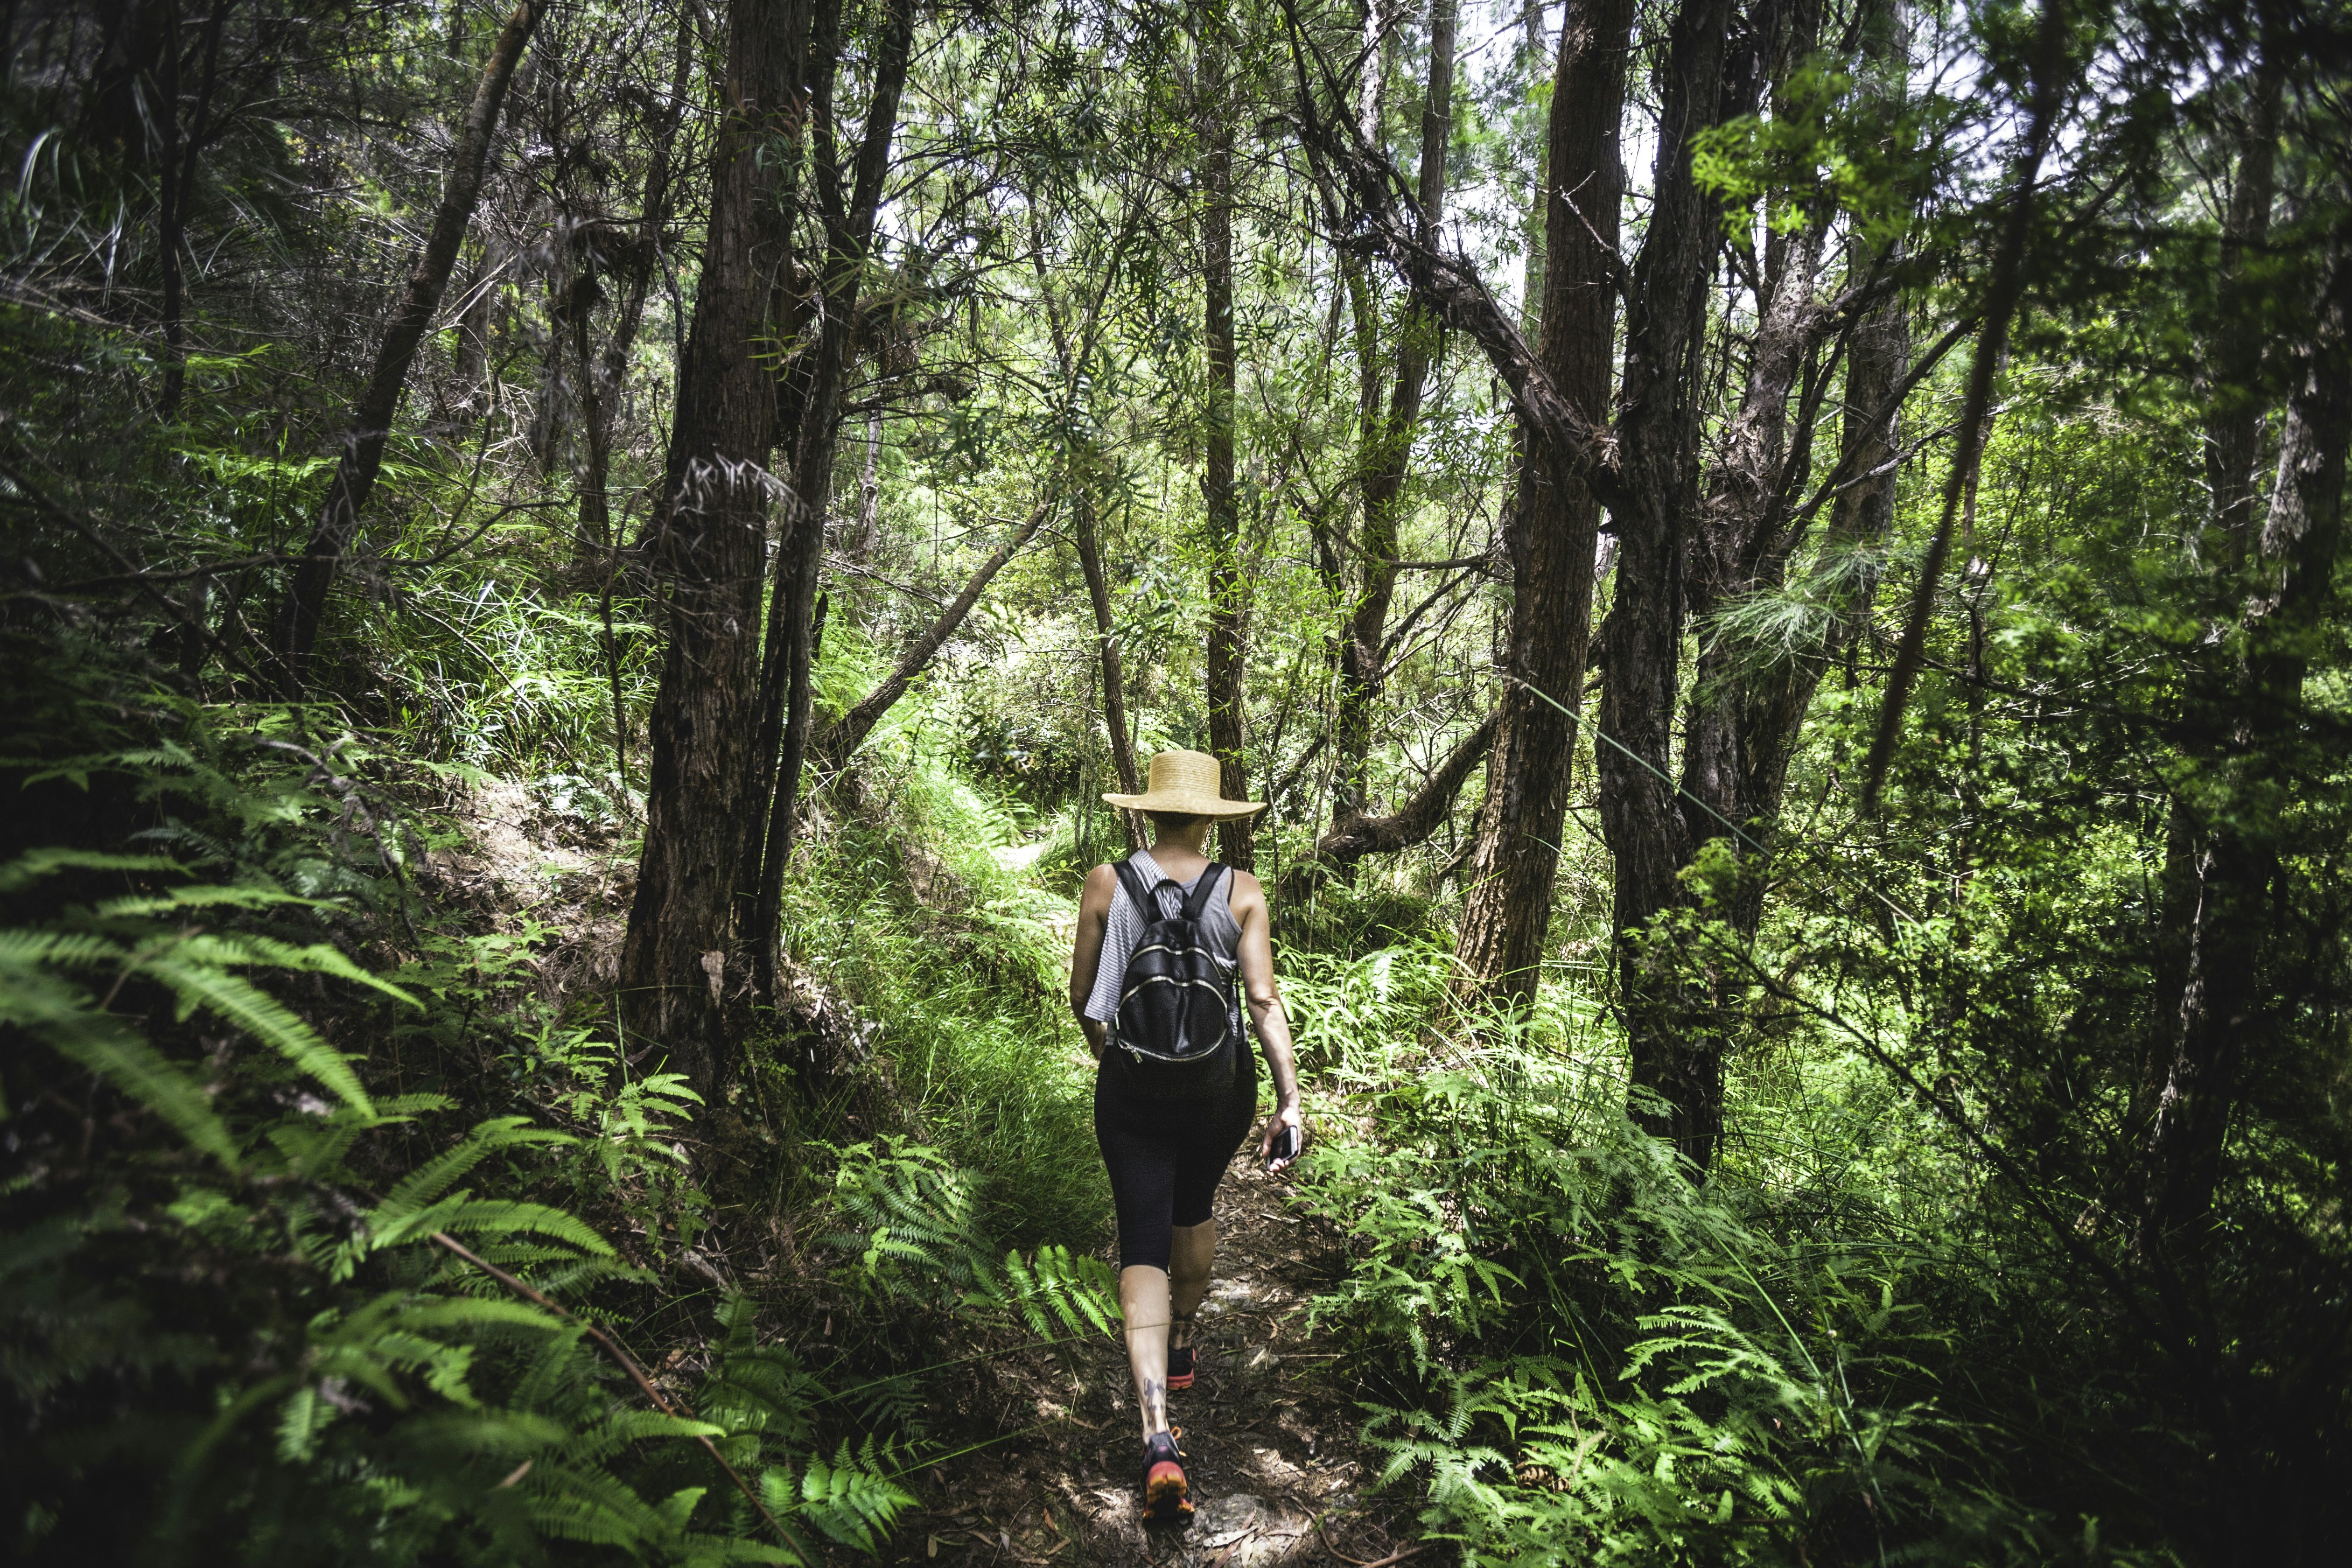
[1069,864,1116,1060]
[1230,871,1303,1170]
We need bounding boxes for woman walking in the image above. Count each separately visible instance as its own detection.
[1068,748,1305,1522]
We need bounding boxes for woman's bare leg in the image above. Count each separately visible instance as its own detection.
[1168,1221,1214,1350]
[1118,1265,1172,1440]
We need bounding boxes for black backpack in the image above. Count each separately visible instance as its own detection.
[1107,859,1239,1100]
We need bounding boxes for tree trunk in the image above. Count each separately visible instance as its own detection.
[2201,61,2284,549]
[1286,709,1496,894]
[153,0,232,418]
[577,4,692,559]
[1026,199,1144,838]
[2144,52,2285,1123]
[1674,242,1833,926]
[270,0,543,693]
[2144,243,2352,1256]
[740,0,832,980]
[820,496,1053,762]
[1598,0,1734,1171]
[155,0,181,415]
[1517,0,1548,337]
[618,0,803,1103]
[576,11,694,797]
[1074,489,1147,852]
[1454,0,1632,1004]
[1675,0,1902,940]
[452,240,503,426]
[852,404,883,561]
[1332,0,1454,826]
[1200,2,1252,870]
[748,0,916,1006]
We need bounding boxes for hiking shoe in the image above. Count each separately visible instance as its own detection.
[1140,1430,1192,1521]
[1167,1343,1196,1391]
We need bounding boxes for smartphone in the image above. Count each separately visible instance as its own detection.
[1265,1124,1301,1168]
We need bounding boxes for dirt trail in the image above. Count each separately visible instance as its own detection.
[436,785,1410,1564]
[883,1158,1415,1567]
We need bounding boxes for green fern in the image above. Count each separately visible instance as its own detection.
[0,689,918,1567]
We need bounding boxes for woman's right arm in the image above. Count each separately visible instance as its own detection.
[1068,864,1117,1059]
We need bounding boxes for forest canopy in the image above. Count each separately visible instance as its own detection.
[4,0,2350,1564]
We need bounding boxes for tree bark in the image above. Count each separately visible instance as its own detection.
[270,0,544,693]
[2144,241,2352,1256]
[1287,708,1496,893]
[1201,1,1252,870]
[748,0,916,1005]
[1454,0,1632,1004]
[1332,0,1454,826]
[2201,60,2284,549]
[1597,0,1734,1171]
[818,496,1054,762]
[1074,489,1147,853]
[619,0,804,1103]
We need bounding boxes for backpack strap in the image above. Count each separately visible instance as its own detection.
[1179,863,1228,922]
[1113,858,1169,922]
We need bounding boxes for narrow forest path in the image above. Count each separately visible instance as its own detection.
[881,1157,1414,1568]
[443,782,1416,1564]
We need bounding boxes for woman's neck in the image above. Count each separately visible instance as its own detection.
[1147,828,1214,872]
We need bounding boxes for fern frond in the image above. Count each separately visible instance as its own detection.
[0,849,179,893]
[174,929,419,1007]
[793,1442,914,1553]
[379,1117,572,1215]
[0,964,236,1164]
[138,953,374,1112]
[427,1198,618,1258]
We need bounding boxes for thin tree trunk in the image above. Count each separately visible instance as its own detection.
[853,404,883,561]
[618,0,803,1104]
[270,0,544,693]
[2201,61,2284,548]
[749,0,916,1006]
[1598,0,1734,1171]
[1201,1,1251,870]
[1454,0,1632,1003]
[741,0,836,974]
[577,5,692,553]
[452,240,504,428]
[1287,709,1496,891]
[1074,489,1146,852]
[577,9,694,797]
[1516,0,1547,337]
[155,0,182,414]
[1026,199,1143,838]
[1332,0,1453,826]
[820,496,1054,761]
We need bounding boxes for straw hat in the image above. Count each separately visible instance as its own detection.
[1103,748,1266,820]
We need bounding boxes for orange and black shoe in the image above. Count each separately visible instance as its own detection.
[1167,1319,1197,1392]
[1140,1430,1192,1521]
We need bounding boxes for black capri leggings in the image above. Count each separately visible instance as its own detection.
[1094,1047,1259,1271]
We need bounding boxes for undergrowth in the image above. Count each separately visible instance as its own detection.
[0,631,1115,1564]
[1285,942,2134,1568]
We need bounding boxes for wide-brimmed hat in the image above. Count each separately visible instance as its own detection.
[1103,748,1266,820]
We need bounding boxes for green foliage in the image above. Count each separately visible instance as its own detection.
[1294,956,2064,1566]
[0,654,917,1565]
[774,716,1110,1249]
